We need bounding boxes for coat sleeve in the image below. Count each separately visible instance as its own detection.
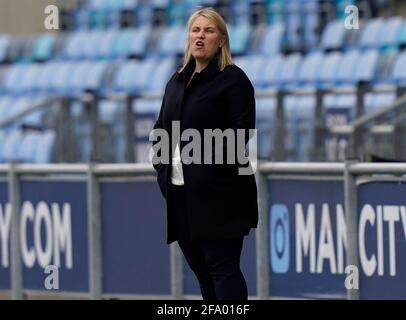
[224,70,256,165]
[150,71,178,171]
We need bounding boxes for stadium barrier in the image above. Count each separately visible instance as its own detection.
[0,161,405,299]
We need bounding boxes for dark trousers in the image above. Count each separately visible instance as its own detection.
[170,183,248,300]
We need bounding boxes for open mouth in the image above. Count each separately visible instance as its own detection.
[195,41,204,48]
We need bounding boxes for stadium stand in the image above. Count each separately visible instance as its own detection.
[0,0,404,163]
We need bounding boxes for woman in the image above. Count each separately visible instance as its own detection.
[151,7,258,300]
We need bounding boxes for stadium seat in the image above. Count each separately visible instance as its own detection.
[358,18,385,49]
[316,51,343,88]
[258,54,284,88]
[127,25,151,58]
[391,51,406,85]
[259,23,284,56]
[334,50,361,85]
[320,19,348,51]
[284,1,302,51]
[297,51,324,87]
[1,129,23,162]
[17,131,42,163]
[302,0,320,50]
[378,17,404,49]
[156,25,187,56]
[148,57,176,93]
[229,23,251,56]
[34,130,55,163]
[112,61,139,92]
[279,53,303,88]
[365,92,397,114]
[32,33,56,61]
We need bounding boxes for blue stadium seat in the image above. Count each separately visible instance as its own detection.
[156,25,187,56]
[152,0,170,8]
[302,0,319,50]
[82,30,106,59]
[17,131,42,163]
[52,62,76,94]
[34,130,55,163]
[378,17,404,49]
[259,23,284,56]
[132,58,157,92]
[241,55,265,88]
[320,19,348,51]
[335,0,356,19]
[397,20,406,46]
[9,96,35,120]
[127,26,151,58]
[284,1,302,51]
[96,29,119,59]
[4,64,27,93]
[334,50,361,85]
[22,109,45,128]
[32,33,56,61]
[316,51,343,88]
[64,31,90,60]
[232,1,250,26]
[20,63,42,93]
[358,18,385,49]
[365,92,396,114]
[112,29,137,58]
[87,0,109,10]
[374,51,398,84]
[99,100,121,124]
[113,61,140,92]
[1,130,23,162]
[258,54,284,88]
[279,53,303,88]
[297,51,324,87]
[84,61,110,92]
[148,57,175,93]
[36,62,59,93]
[266,0,284,24]
[229,23,251,56]
[354,49,380,83]
[0,96,12,120]
[391,51,406,85]
[67,61,109,95]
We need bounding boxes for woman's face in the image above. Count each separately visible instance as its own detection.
[189,16,225,63]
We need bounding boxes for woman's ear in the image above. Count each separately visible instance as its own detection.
[219,36,225,48]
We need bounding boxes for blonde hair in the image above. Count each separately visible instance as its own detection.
[178,7,233,73]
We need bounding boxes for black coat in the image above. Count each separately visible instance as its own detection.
[152,54,258,244]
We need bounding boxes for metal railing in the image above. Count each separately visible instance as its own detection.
[0,160,405,299]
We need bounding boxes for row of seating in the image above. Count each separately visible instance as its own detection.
[1,16,404,65]
[0,56,175,96]
[2,48,405,97]
[71,0,355,30]
[0,129,55,163]
[236,49,406,88]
